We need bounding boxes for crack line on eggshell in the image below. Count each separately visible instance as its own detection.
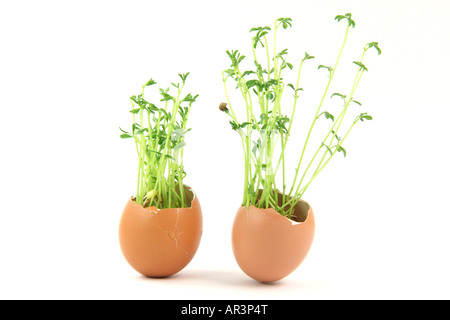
[157,212,188,255]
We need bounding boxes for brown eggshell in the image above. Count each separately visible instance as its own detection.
[119,187,202,277]
[232,199,315,282]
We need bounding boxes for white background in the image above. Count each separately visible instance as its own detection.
[1,0,449,300]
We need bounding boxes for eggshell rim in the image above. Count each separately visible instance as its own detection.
[128,185,196,213]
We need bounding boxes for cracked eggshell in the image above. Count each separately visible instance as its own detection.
[231,199,315,282]
[119,187,202,277]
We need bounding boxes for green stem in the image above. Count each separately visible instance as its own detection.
[282,51,367,214]
[299,49,367,195]
[264,35,271,82]
[288,24,351,198]
[298,115,360,197]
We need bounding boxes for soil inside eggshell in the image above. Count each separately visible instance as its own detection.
[132,185,195,209]
[255,189,309,222]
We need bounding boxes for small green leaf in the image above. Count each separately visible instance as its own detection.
[173,141,186,153]
[179,72,190,83]
[278,115,289,123]
[129,108,141,114]
[303,52,315,61]
[351,99,362,106]
[287,84,303,93]
[135,128,148,135]
[171,128,190,141]
[165,154,175,160]
[331,92,347,100]
[318,65,333,73]
[264,79,279,88]
[259,113,269,122]
[250,26,271,48]
[226,50,246,67]
[265,91,275,101]
[276,48,288,58]
[147,103,158,112]
[223,69,235,77]
[246,79,260,89]
[119,127,131,135]
[324,111,334,122]
[360,114,373,121]
[144,78,157,87]
[250,26,271,32]
[322,143,333,155]
[242,70,256,77]
[130,95,138,104]
[191,94,199,102]
[159,88,175,102]
[353,61,368,72]
[147,149,162,156]
[276,17,292,29]
[229,120,240,131]
[366,42,382,55]
[318,111,334,122]
[335,13,355,28]
[182,93,194,102]
[120,133,133,139]
[331,130,341,141]
[131,123,140,134]
[337,146,347,157]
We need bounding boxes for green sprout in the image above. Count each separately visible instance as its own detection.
[120,73,198,208]
[220,13,381,219]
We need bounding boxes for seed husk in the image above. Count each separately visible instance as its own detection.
[219,102,228,112]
